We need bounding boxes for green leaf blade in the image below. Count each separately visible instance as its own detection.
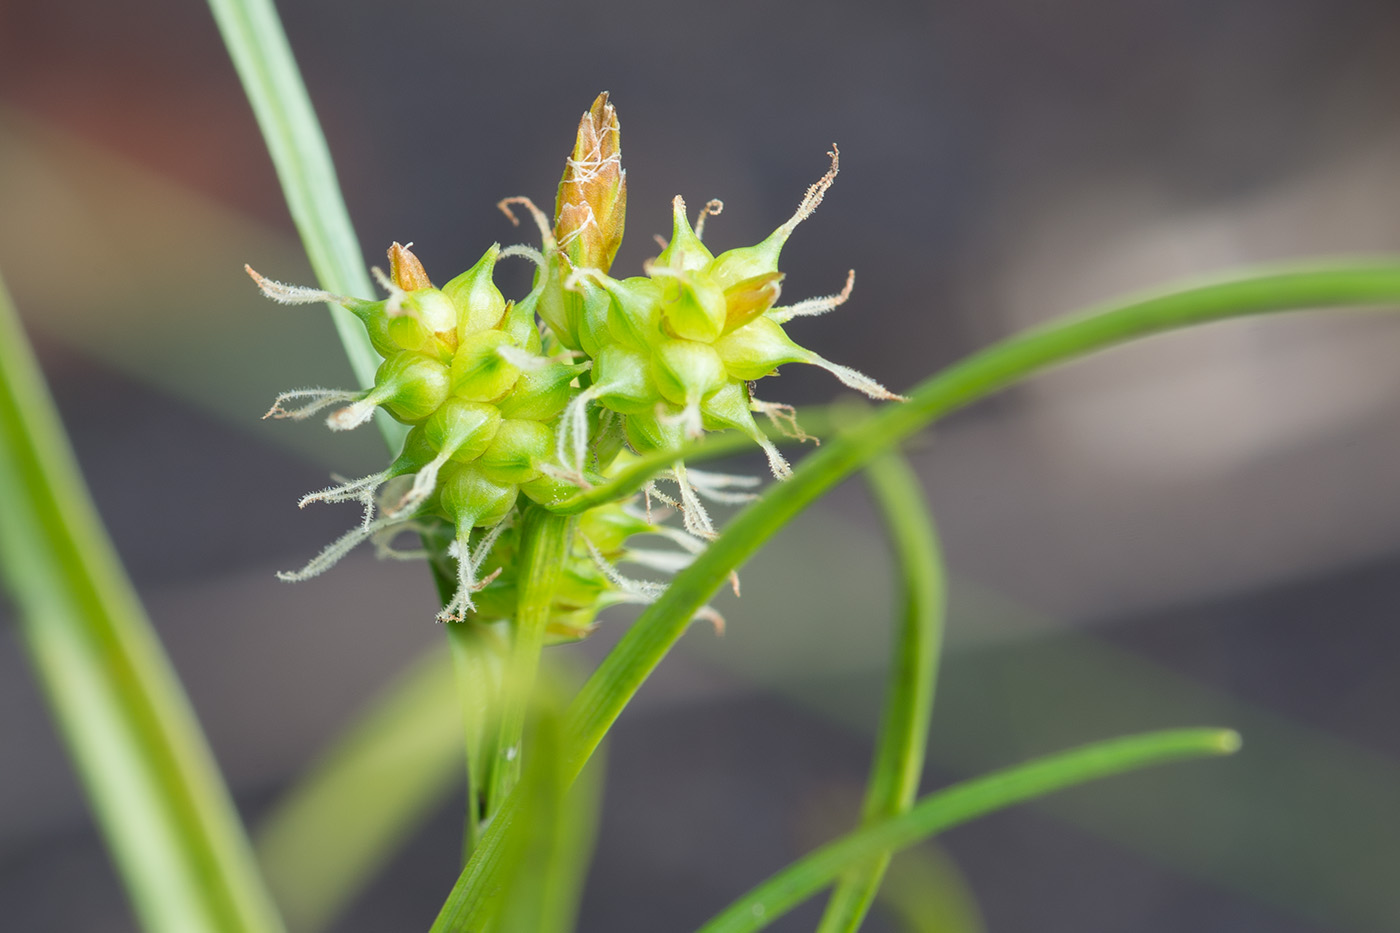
[206,0,403,449]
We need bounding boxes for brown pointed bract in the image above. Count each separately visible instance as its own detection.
[554,92,627,273]
[388,242,433,291]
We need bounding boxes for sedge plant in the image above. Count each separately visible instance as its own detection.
[7,0,1400,930]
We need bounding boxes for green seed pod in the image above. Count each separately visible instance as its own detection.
[578,502,653,553]
[657,271,726,343]
[401,287,458,335]
[623,405,687,454]
[387,313,434,354]
[372,351,452,424]
[590,344,658,415]
[438,463,519,529]
[519,469,582,508]
[572,281,616,360]
[701,381,790,478]
[552,563,608,614]
[652,338,727,407]
[712,316,805,381]
[598,276,664,352]
[451,329,522,401]
[536,255,583,352]
[478,419,553,485]
[443,244,507,338]
[499,296,545,355]
[706,231,786,288]
[496,361,587,421]
[425,398,502,464]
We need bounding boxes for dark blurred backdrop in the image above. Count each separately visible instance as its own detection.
[3,0,1400,929]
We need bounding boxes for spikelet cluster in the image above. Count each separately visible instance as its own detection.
[250,92,899,623]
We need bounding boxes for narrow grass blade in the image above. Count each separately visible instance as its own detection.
[697,728,1241,933]
[564,259,1400,782]
[816,452,946,933]
[206,0,404,449]
[255,647,463,933]
[0,275,286,932]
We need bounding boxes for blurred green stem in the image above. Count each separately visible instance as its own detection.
[487,507,577,814]
[817,452,946,932]
[0,273,285,933]
[206,0,403,449]
[255,648,462,933]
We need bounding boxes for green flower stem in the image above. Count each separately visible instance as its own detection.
[0,274,286,933]
[816,452,945,933]
[206,0,404,449]
[563,259,1400,782]
[486,506,577,815]
[698,729,1241,933]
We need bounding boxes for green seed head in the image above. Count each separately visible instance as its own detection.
[259,104,889,629]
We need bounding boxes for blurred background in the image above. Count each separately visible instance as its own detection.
[3,0,1400,929]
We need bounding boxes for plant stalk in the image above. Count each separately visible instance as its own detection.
[486,506,576,815]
